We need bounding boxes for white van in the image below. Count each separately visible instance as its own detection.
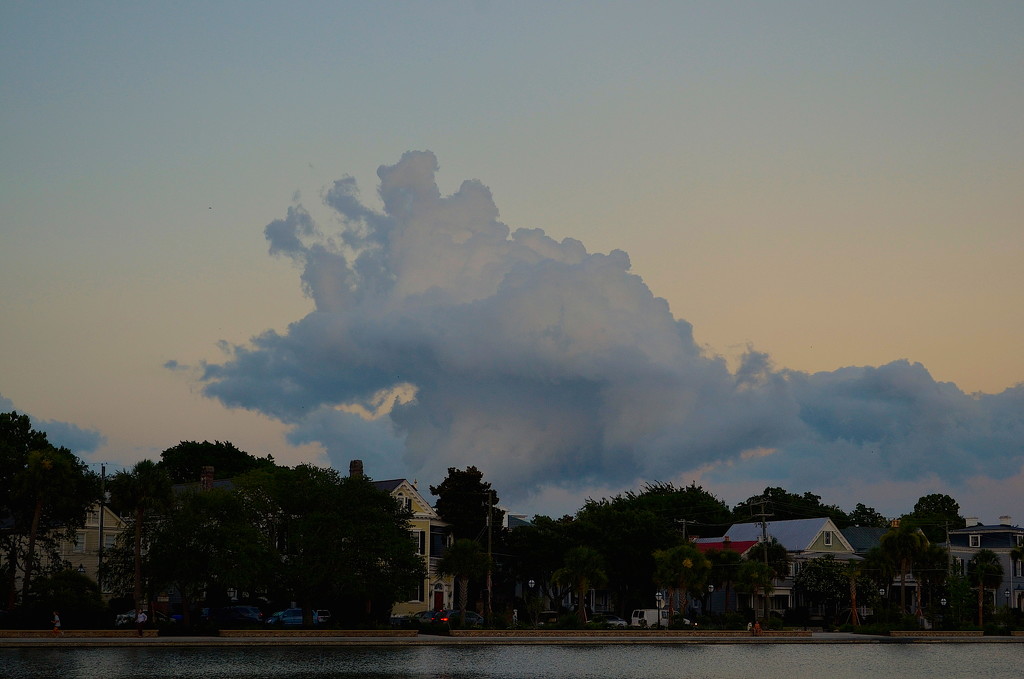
[630,608,669,627]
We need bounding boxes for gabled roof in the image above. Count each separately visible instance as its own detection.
[373,478,444,522]
[841,526,889,554]
[723,517,854,552]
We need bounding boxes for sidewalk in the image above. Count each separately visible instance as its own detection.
[2,630,1022,647]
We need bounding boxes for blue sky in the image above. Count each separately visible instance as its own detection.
[2,1,1021,521]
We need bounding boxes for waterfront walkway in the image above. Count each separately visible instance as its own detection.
[2,630,1022,647]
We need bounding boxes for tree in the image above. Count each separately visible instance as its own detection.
[968,549,1003,627]
[437,539,489,626]
[146,486,273,626]
[734,487,850,527]
[1,412,97,609]
[623,482,734,534]
[706,548,743,614]
[737,560,775,620]
[553,546,608,624]
[260,464,424,625]
[879,525,926,615]
[848,503,889,528]
[158,440,275,484]
[901,494,964,544]
[108,460,173,611]
[653,543,710,621]
[793,555,847,621]
[747,538,789,580]
[503,514,575,615]
[430,466,505,543]
[912,542,949,621]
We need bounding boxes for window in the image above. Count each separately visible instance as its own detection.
[1015,560,1022,578]
[103,533,118,550]
[969,534,981,547]
[73,531,87,553]
[410,530,425,555]
[954,557,965,575]
[823,530,833,547]
[1016,534,1023,547]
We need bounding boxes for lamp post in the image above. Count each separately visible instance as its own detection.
[655,591,664,629]
[528,579,536,628]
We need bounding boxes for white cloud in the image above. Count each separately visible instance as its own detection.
[196,152,1024,515]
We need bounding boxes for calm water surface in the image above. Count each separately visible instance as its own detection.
[3,644,1022,679]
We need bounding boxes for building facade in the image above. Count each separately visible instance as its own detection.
[948,516,1024,612]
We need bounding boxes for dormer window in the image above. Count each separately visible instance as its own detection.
[969,534,980,547]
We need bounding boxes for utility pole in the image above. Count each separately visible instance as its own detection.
[486,490,493,623]
[753,497,773,619]
[98,464,106,592]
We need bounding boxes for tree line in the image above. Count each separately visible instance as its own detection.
[1,410,1014,631]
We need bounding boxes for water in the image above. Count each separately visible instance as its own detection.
[2,644,1022,679]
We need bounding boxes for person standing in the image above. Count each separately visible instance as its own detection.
[51,611,63,637]
[136,609,148,636]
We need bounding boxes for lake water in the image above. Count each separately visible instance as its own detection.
[3,643,1022,679]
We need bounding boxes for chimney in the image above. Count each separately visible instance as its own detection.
[966,517,979,527]
[999,515,1012,526]
[349,459,363,478]
[200,466,214,492]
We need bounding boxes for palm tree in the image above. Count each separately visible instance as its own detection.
[653,543,710,622]
[108,460,172,612]
[737,560,775,621]
[17,447,98,604]
[437,538,488,625]
[968,549,1003,627]
[707,548,743,614]
[912,543,949,622]
[880,525,926,615]
[842,558,864,626]
[553,546,608,624]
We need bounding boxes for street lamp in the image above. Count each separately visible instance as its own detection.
[76,564,85,574]
[655,591,664,629]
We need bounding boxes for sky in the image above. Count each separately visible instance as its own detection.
[2,1,1022,524]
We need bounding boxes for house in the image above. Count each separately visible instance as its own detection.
[57,503,127,599]
[719,517,857,613]
[359,462,454,616]
[948,516,1024,612]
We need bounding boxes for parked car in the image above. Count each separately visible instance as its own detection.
[266,608,327,626]
[434,609,484,626]
[115,609,174,627]
[265,608,304,626]
[594,614,627,627]
[205,605,263,626]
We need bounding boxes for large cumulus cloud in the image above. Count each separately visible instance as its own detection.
[198,152,1024,507]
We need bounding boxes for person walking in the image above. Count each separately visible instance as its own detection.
[136,609,148,636]
[51,611,63,637]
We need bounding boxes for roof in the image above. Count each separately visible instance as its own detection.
[372,479,404,493]
[694,538,758,555]
[723,517,853,552]
[841,526,889,553]
[949,522,1023,533]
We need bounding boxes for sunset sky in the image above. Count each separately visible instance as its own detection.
[2,2,1021,522]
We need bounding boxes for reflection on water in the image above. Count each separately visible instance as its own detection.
[3,643,1022,679]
